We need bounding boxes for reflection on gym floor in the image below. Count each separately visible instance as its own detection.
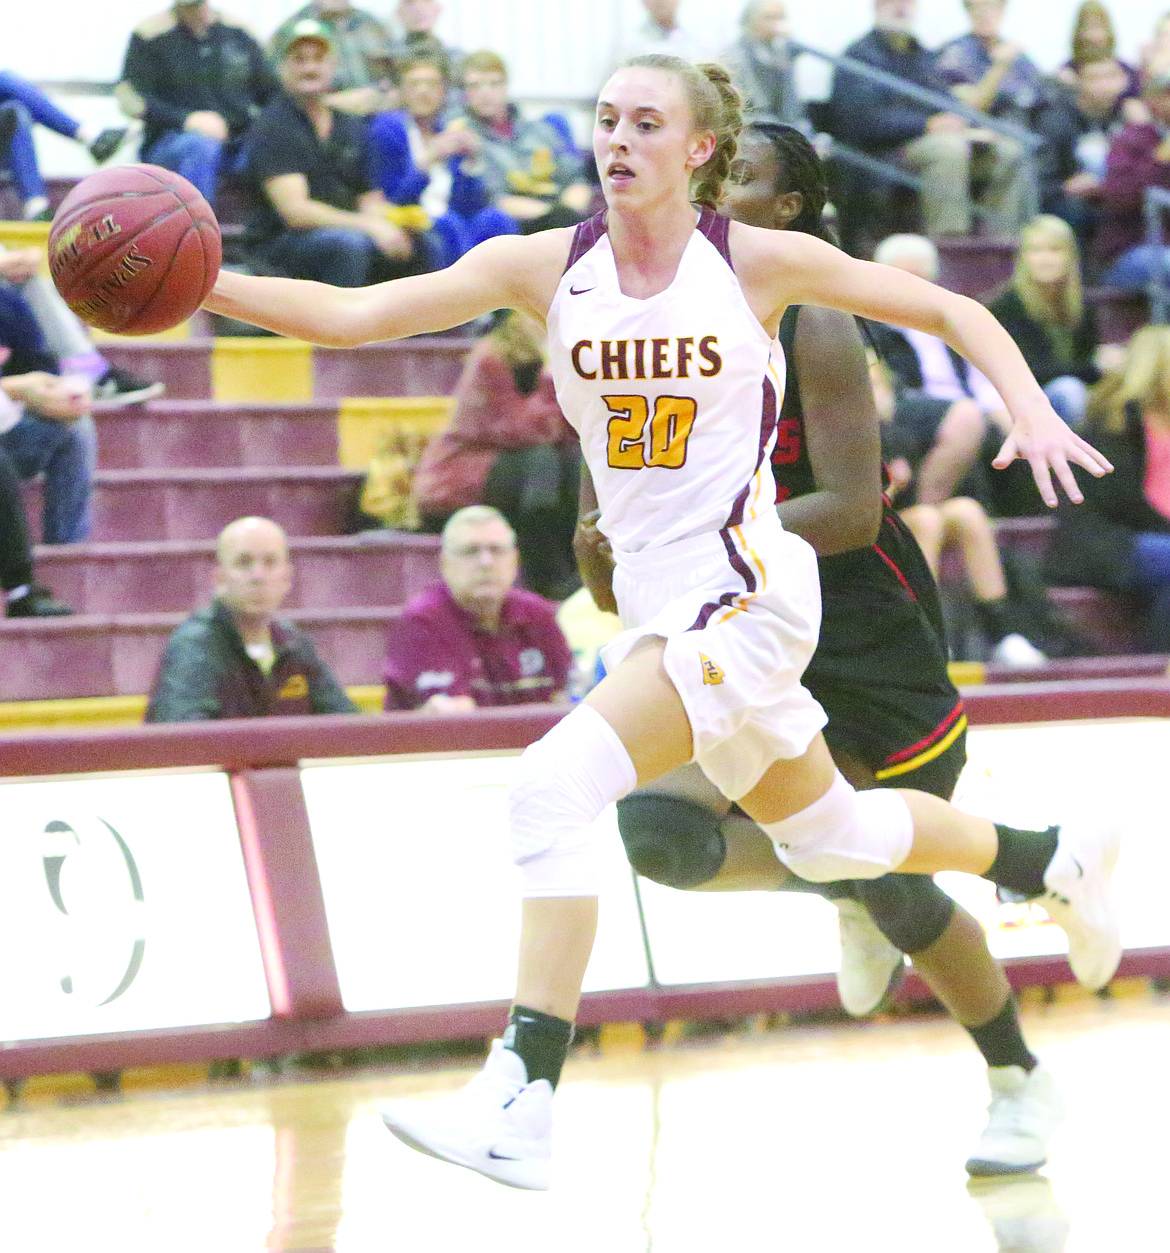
[1,990,1165,1253]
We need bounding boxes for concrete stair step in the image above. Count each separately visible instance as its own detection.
[95,400,341,469]
[34,533,440,614]
[24,465,363,542]
[0,606,404,701]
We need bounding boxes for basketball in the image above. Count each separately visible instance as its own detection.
[48,164,222,336]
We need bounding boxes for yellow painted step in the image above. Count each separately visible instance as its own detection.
[337,395,455,469]
[0,220,51,250]
[0,685,384,732]
[212,336,313,401]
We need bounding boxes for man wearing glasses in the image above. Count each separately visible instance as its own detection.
[382,505,572,712]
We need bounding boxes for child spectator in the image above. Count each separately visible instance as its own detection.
[873,354,1047,666]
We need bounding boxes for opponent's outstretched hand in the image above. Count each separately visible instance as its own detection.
[992,407,1113,508]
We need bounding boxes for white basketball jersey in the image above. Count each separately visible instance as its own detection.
[547,207,786,554]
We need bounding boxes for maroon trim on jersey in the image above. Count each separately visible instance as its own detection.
[872,543,918,601]
[727,372,780,529]
[687,372,779,632]
[688,527,756,631]
[697,205,734,268]
[882,697,966,766]
[564,210,608,272]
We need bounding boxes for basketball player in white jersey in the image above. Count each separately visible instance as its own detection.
[204,55,1119,1190]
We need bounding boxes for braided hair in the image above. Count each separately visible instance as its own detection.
[745,121,835,243]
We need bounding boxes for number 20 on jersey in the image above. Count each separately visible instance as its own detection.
[605,394,697,469]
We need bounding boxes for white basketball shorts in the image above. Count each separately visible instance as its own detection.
[602,511,827,801]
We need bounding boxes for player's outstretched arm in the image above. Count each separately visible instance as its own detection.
[749,229,1114,508]
[203,233,552,348]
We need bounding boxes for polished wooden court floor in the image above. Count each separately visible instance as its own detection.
[2,989,1165,1253]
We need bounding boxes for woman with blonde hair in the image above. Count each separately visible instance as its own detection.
[1060,2,1141,95]
[1047,325,1170,651]
[989,215,1101,429]
[202,54,1118,1189]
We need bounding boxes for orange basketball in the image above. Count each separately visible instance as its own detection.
[48,164,222,336]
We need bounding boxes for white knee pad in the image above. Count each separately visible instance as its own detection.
[510,704,638,897]
[760,773,914,882]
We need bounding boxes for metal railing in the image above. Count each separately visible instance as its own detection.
[1144,186,1170,324]
[789,40,1044,229]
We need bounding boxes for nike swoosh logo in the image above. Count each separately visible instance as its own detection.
[569,285,595,295]
[1071,857,1084,879]
[488,1148,520,1160]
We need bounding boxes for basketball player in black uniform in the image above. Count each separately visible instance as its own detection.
[577,124,1064,1177]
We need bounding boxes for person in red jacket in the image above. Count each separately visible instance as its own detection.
[412,310,580,600]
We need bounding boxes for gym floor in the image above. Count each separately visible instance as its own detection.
[2,988,1164,1253]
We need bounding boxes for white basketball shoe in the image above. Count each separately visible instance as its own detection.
[966,1065,1066,1177]
[835,898,906,1017]
[1039,814,1122,990]
[382,1039,553,1190]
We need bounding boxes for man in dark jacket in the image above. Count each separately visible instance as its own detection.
[116,0,278,206]
[146,516,357,721]
[828,0,1027,236]
[1033,53,1133,257]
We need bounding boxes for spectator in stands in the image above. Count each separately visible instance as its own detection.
[382,504,572,712]
[388,0,462,85]
[873,354,1047,666]
[829,0,1029,238]
[1034,52,1138,257]
[368,53,514,268]
[722,1,806,129]
[935,0,1044,129]
[117,0,278,207]
[1141,10,1170,85]
[866,233,1005,507]
[1094,69,1170,293]
[0,77,125,222]
[412,311,580,600]
[270,0,396,117]
[1046,326,1170,653]
[0,367,95,545]
[244,19,430,286]
[1059,2,1142,98]
[0,367,72,617]
[615,0,707,65]
[146,515,357,721]
[988,215,1100,429]
[0,247,163,406]
[456,51,592,234]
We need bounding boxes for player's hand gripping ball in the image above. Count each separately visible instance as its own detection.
[48,164,221,335]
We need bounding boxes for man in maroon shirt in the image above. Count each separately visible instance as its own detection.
[383,505,572,711]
